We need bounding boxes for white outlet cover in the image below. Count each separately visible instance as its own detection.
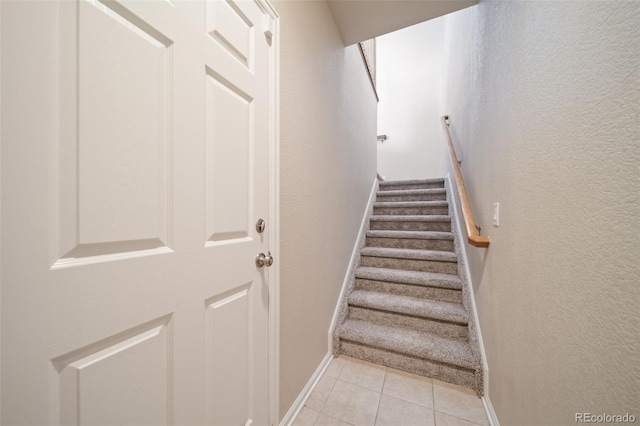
[493,202,499,227]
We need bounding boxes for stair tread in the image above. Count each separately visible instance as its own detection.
[373,201,448,208]
[370,215,451,222]
[366,230,454,240]
[379,178,445,186]
[355,267,462,289]
[377,188,446,196]
[339,319,477,370]
[348,290,468,324]
[361,247,457,262]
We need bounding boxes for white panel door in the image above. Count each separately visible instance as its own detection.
[0,0,276,424]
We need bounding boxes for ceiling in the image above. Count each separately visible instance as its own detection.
[325,0,478,45]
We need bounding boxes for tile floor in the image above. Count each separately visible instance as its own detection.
[293,355,489,426]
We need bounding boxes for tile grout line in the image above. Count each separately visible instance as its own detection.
[379,369,436,409]
[319,412,356,426]
[330,358,486,426]
[333,377,381,394]
[333,364,387,394]
[373,366,388,426]
[433,408,486,426]
[337,357,489,426]
[317,358,372,426]
[432,379,436,426]
[304,358,341,423]
[317,369,340,414]
[432,377,488,426]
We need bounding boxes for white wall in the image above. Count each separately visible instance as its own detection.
[376,17,448,181]
[443,2,639,424]
[273,0,378,419]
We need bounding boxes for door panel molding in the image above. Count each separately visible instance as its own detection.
[54,0,175,267]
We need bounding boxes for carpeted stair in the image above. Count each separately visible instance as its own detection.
[334,178,484,394]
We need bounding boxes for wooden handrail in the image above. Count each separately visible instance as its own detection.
[441,116,490,248]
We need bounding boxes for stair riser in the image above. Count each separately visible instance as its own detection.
[373,206,449,215]
[370,221,451,232]
[348,307,468,340]
[340,341,481,394]
[376,193,447,202]
[380,183,444,191]
[361,256,458,274]
[366,237,454,251]
[355,279,462,303]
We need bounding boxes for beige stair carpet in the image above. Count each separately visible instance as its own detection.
[333,178,484,395]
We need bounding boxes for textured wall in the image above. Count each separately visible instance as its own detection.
[443,2,639,424]
[274,0,378,419]
[377,17,449,180]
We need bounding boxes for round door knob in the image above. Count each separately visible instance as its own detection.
[264,251,273,267]
[255,251,274,268]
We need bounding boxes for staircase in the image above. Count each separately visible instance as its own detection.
[334,178,483,395]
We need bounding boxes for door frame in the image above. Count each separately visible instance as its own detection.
[256,0,281,424]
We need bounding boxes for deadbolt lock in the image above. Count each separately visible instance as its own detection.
[256,219,266,234]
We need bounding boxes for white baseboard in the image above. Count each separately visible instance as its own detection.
[482,395,500,426]
[327,177,378,351]
[279,352,333,426]
[446,174,497,425]
[444,173,490,392]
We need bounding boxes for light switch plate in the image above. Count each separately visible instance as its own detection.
[493,202,499,227]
